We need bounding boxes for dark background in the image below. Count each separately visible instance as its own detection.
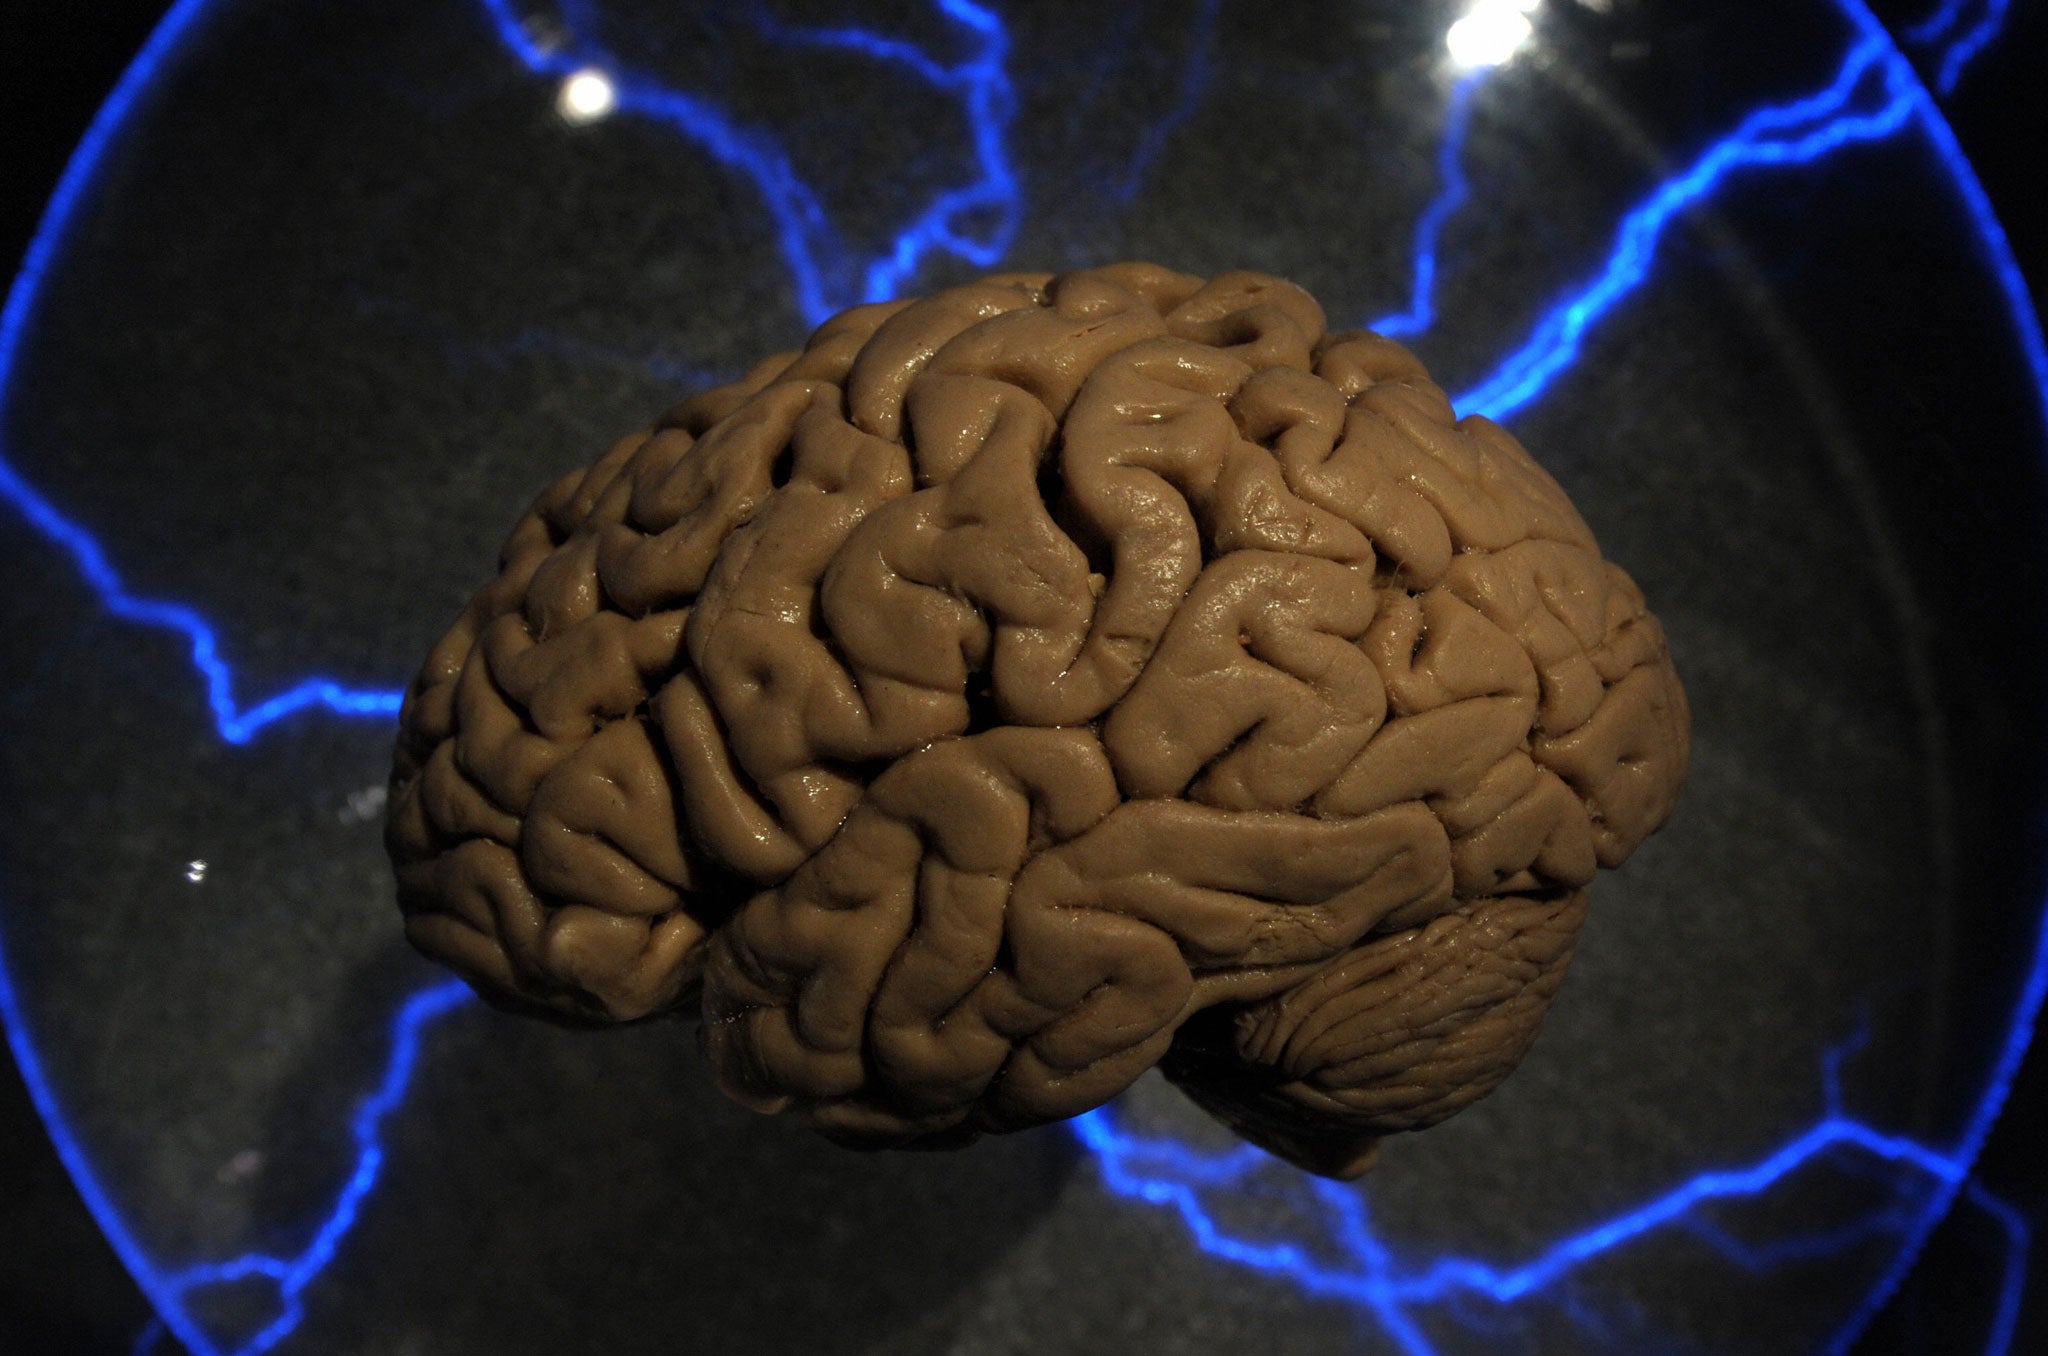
[2,2,2043,1352]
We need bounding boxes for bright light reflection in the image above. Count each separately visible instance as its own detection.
[555,67,616,123]
[1447,0,1535,68]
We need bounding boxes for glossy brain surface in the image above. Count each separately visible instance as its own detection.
[386,263,1688,1178]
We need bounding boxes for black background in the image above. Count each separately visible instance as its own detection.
[2,2,2043,1352]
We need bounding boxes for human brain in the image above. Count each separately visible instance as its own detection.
[385,263,1688,1178]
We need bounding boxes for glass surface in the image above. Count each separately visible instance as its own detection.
[1,1,2044,1353]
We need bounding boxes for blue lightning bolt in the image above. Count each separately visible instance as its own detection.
[0,455,402,743]
[2,0,2044,1352]
[0,0,1118,746]
[1909,0,1976,42]
[0,475,402,743]
[0,0,402,748]
[1073,1006,2034,1351]
[125,981,2028,1356]
[1075,1097,2031,1355]
[1454,31,1915,421]
[1906,0,2013,93]
[1452,3,2046,423]
[1109,0,1222,205]
[1966,1180,2033,1356]
[1372,69,1487,340]
[1678,1207,1914,1273]
[0,0,1032,749]
[477,0,1020,325]
[141,981,475,1356]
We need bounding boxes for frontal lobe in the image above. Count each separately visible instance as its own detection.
[383,346,814,1020]
[387,263,1687,1175]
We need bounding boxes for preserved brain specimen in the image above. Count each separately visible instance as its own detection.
[385,263,1688,1178]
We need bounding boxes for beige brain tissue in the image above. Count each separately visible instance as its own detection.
[385,263,1689,1178]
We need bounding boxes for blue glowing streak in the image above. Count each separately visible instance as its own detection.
[1431,5,2047,1336]
[1837,0,2048,429]
[1453,0,2040,421]
[0,889,230,1356]
[1931,0,2012,94]
[1903,0,2013,93]
[0,11,267,1350]
[1372,70,1486,340]
[0,33,404,745]
[0,451,404,742]
[1964,1179,2033,1356]
[1454,34,1914,421]
[478,0,1020,325]
[145,981,475,1356]
[1110,0,1222,205]
[136,983,2027,1356]
[1679,1207,1913,1273]
[1906,0,1974,43]
[1815,0,2048,1338]
[0,0,2040,1351]
[1819,1008,1872,1117]
[1075,1095,2029,1354]
[743,5,956,87]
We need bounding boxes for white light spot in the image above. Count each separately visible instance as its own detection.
[557,68,617,124]
[185,859,208,883]
[1447,1,1535,68]
[339,784,389,825]
[216,1149,264,1184]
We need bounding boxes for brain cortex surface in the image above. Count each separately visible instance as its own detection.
[386,264,1688,1178]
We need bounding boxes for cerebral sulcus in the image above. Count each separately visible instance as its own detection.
[385,262,1689,1178]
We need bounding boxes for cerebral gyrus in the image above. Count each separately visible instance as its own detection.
[384,263,1689,1178]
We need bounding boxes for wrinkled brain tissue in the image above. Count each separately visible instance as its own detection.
[385,263,1688,1179]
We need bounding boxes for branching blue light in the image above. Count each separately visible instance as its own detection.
[1453,1,2038,422]
[478,0,1020,325]
[134,987,2029,1356]
[1679,1206,1912,1273]
[0,2,281,1342]
[736,0,1022,307]
[1814,2,2048,1339]
[1906,0,1973,44]
[1455,33,1914,421]
[0,453,404,742]
[1931,0,2012,94]
[0,17,402,746]
[1964,1179,2033,1356]
[145,980,475,1356]
[0,1,2041,1353]
[1373,70,1486,340]
[743,4,955,87]
[1903,0,2012,93]
[1076,1094,2027,1354]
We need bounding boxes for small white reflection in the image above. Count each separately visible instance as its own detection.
[557,68,618,125]
[216,1148,264,1185]
[185,859,208,883]
[338,783,388,825]
[1447,0,1536,68]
